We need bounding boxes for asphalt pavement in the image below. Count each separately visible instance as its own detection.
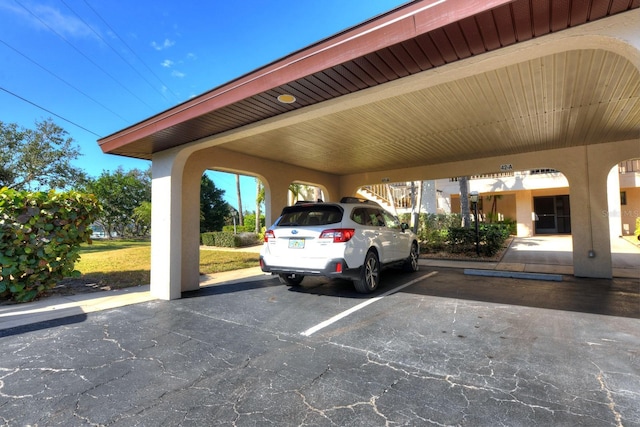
[0,237,638,426]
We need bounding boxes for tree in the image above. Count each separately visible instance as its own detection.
[133,201,151,235]
[458,176,472,228]
[235,174,244,226]
[289,183,302,204]
[0,119,87,191]
[85,167,151,238]
[255,178,264,232]
[200,174,228,232]
[486,194,503,223]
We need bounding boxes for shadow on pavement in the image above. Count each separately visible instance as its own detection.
[0,312,88,338]
[403,268,640,319]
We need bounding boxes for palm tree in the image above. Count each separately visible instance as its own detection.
[255,178,264,232]
[289,183,302,204]
[459,176,471,228]
[486,194,503,222]
[235,174,244,226]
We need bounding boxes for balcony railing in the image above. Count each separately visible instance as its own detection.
[619,159,640,174]
[362,160,639,210]
[361,184,413,209]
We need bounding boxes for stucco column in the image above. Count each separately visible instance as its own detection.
[566,147,613,279]
[150,150,186,300]
[263,177,291,227]
[515,190,533,237]
[180,163,204,293]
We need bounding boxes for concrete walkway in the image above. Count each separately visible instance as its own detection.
[1,237,638,332]
[422,235,640,278]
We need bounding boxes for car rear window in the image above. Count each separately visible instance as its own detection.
[278,205,343,226]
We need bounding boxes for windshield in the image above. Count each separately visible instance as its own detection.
[277,205,343,226]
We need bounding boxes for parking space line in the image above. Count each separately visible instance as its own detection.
[301,271,438,336]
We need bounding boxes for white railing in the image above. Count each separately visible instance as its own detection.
[619,159,640,173]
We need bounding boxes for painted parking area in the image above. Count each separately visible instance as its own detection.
[0,268,638,426]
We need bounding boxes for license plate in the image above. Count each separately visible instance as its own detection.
[288,238,305,249]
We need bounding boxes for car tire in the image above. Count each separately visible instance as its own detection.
[353,250,380,293]
[278,273,304,286]
[403,242,420,272]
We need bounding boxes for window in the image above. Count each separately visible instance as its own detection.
[621,191,627,205]
[381,211,401,230]
[279,205,343,226]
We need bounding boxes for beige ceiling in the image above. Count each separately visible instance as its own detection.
[216,49,639,176]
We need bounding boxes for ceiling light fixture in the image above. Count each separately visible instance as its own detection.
[277,94,296,104]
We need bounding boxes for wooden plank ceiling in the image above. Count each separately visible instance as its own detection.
[99,0,640,175]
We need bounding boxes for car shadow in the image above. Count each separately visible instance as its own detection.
[285,270,410,299]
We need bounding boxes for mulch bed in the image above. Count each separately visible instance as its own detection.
[419,237,514,263]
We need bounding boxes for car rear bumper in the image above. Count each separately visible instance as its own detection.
[260,256,361,280]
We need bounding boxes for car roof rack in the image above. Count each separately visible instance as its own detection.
[339,197,381,206]
[294,199,324,205]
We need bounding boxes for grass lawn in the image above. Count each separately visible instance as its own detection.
[69,239,260,290]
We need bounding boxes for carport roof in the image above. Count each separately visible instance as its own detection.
[98,0,640,175]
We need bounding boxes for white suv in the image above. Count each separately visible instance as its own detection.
[260,197,419,293]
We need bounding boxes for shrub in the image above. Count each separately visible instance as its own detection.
[635,217,640,237]
[417,213,461,253]
[447,227,477,253]
[200,231,260,248]
[222,224,256,233]
[201,232,216,246]
[501,217,517,236]
[447,223,510,256]
[0,189,102,302]
[481,224,511,256]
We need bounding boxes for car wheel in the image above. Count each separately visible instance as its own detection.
[278,273,304,286]
[353,250,380,293]
[403,242,419,272]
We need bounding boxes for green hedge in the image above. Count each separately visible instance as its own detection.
[0,189,102,302]
[201,231,260,248]
[222,224,258,233]
[447,223,511,256]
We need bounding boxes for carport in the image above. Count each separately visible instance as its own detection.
[98,0,640,300]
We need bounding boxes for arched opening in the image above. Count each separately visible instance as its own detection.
[286,182,328,205]
[201,170,266,235]
[612,159,640,239]
[358,169,573,238]
[607,158,640,273]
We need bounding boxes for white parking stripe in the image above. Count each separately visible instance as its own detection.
[301,271,438,337]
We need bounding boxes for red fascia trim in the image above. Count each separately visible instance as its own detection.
[98,0,514,154]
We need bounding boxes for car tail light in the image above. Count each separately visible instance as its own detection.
[264,230,275,242]
[319,228,355,243]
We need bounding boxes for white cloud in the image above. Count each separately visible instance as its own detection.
[0,1,95,39]
[161,59,174,68]
[186,52,197,60]
[151,38,175,51]
[171,70,185,78]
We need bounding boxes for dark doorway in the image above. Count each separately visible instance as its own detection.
[534,195,571,234]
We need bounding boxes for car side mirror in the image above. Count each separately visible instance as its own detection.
[401,223,410,232]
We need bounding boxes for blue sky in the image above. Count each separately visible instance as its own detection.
[0,0,407,209]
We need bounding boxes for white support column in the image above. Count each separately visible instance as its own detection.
[180,164,204,293]
[150,150,185,300]
[515,190,533,237]
[263,178,290,227]
[567,148,613,279]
